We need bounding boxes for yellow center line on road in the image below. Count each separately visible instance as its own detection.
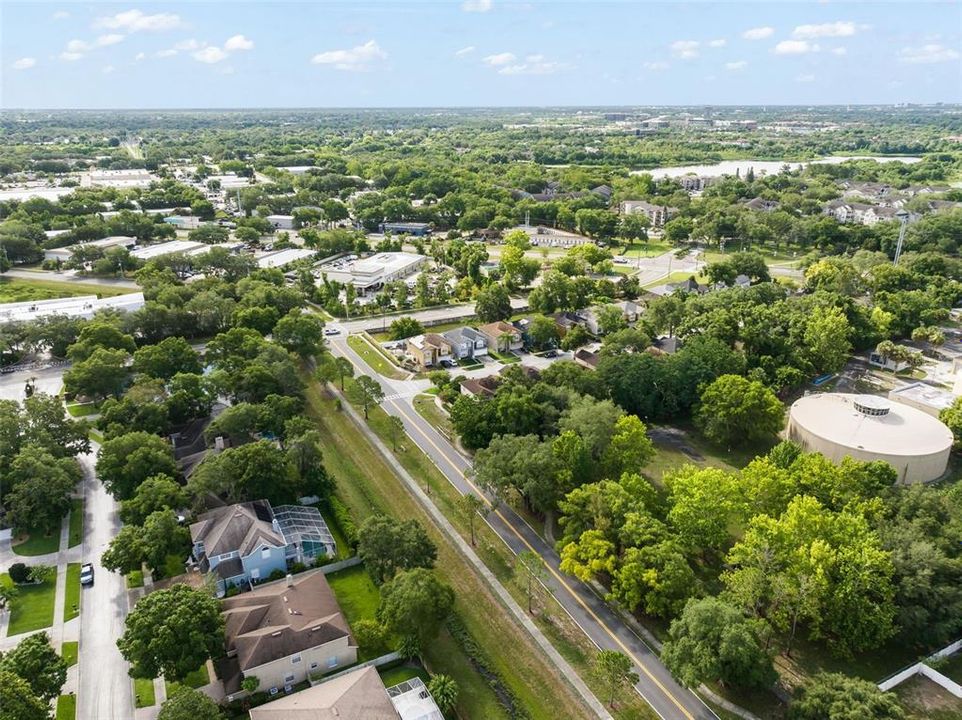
[331,341,699,720]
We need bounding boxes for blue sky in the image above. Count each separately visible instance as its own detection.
[1,1,960,108]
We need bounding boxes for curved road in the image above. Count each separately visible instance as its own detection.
[327,334,717,720]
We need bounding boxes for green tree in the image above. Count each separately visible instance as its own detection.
[427,674,459,714]
[456,493,489,546]
[515,550,548,614]
[601,415,655,478]
[940,396,962,451]
[273,311,326,358]
[5,446,78,534]
[318,355,354,392]
[98,432,177,501]
[102,524,148,575]
[349,375,384,419]
[66,322,136,362]
[117,584,224,682]
[803,306,852,374]
[593,650,639,708]
[157,687,224,720]
[0,631,67,702]
[527,314,559,350]
[695,374,784,448]
[789,673,904,720]
[0,668,49,720]
[386,415,405,451]
[132,337,202,380]
[377,568,455,645]
[389,317,424,340]
[595,304,627,336]
[662,597,776,690]
[666,466,745,555]
[120,475,186,525]
[357,515,438,584]
[141,509,190,575]
[474,284,512,323]
[64,347,129,399]
[188,440,298,504]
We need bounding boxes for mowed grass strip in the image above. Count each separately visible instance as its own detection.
[346,335,407,379]
[64,563,81,622]
[68,499,83,548]
[55,694,76,720]
[61,641,79,667]
[133,677,156,708]
[305,379,598,720]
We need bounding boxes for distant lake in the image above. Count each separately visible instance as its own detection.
[632,156,923,179]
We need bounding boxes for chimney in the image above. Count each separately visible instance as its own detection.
[286,574,293,587]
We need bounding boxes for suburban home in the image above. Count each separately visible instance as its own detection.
[478,321,524,353]
[650,336,683,355]
[734,274,752,289]
[619,200,676,227]
[552,311,585,337]
[823,201,904,226]
[580,301,638,335]
[667,277,707,295]
[247,665,444,720]
[220,571,357,699]
[460,375,501,397]
[441,327,489,360]
[573,348,601,370]
[190,500,337,595]
[744,197,780,213]
[406,333,454,369]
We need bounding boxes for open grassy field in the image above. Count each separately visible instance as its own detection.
[308,375,657,720]
[68,499,83,548]
[0,572,56,635]
[64,563,81,622]
[0,276,131,301]
[346,335,408,379]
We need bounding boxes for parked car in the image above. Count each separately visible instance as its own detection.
[80,563,94,586]
[324,328,340,336]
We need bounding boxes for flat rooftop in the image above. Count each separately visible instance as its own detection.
[889,382,956,412]
[256,248,316,268]
[790,393,953,456]
[130,240,207,260]
[0,292,145,323]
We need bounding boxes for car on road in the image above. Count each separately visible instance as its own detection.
[543,350,558,358]
[324,328,340,336]
[80,563,94,586]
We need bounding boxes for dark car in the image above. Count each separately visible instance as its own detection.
[80,563,94,586]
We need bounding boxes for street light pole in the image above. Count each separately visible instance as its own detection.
[894,210,909,266]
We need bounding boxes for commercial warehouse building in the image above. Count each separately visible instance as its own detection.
[43,235,137,262]
[0,292,145,323]
[318,252,427,294]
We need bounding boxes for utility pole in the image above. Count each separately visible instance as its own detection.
[893,210,909,265]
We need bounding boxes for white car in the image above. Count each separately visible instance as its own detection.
[80,563,94,586]
[324,328,340,336]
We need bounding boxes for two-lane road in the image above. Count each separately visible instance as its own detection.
[328,335,717,720]
[77,450,135,720]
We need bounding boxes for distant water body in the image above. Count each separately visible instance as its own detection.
[632,156,923,179]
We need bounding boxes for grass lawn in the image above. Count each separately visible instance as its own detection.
[642,270,708,290]
[68,498,83,548]
[327,565,391,660]
[134,677,156,708]
[379,664,431,688]
[61,641,79,667]
[12,528,61,556]
[346,335,408,380]
[56,694,76,720]
[156,553,186,580]
[165,664,210,697]
[413,394,453,438]
[1,572,56,635]
[621,240,674,259]
[65,402,100,418]
[308,377,652,720]
[88,429,104,444]
[126,570,144,589]
[64,563,81,622]
[0,276,130,302]
[488,350,520,364]
[894,675,962,720]
[316,506,351,561]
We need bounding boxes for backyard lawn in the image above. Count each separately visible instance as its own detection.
[68,499,83,548]
[64,563,81,622]
[134,677,156,708]
[327,564,390,660]
[346,335,408,380]
[378,663,431,688]
[56,694,76,720]
[1,572,56,635]
[12,529,60,556]
[61,641,78,667]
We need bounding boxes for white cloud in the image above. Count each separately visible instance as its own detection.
[462,0,492,12]
[899,43,960,64]
[497,54,567,75]
[725,60,748,71]
[12,57,36,70]
[66,39,89,53]
[311,39,387,71]
[796,73,816,82]
[156,48,179,58]
[670,40,700,59]
[60,52,83,62]
[52,10,69,20]
[643,60,669,71]
[102,64,115,74]
[62,33,125,60]
[96,33,125,47]
[455,46,476,57]
[193,46,229,64]
[792,21,856,39]
[224,34,254,51]
[175,39,201,51]
[95,9,182,33]
[774,39,819,55]
[482,52,516,66]
[831,47,847,56]
[707,38,727,48]
[135,52,146,61]
[742,26,774,40]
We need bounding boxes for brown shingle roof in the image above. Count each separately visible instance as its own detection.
[248,666,398,720]
[222,571,352,672]
[190,500,285,559]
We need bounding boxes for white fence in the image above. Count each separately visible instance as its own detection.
[878,638,962,698]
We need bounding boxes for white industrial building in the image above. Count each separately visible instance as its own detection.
[266,215,294,231]
[888,382,956,418]
[130,240,207,260]
[80,169,154,188]
[256,248,316,269]
[786,393,953,484]
[318,252,427,294]
[44,235,137,262]
[0,292,145,323]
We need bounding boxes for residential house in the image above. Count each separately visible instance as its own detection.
[581,300,639,335]
[838,181,893,200]
[734,274,752,289]
[552,311,585,337]
[591,185,613,202]
[619,200,676,228]
[650,336,683,355]
[190,500,336,595]
[573,348,601,370]
[460,375,501,398]
[744,197,780,213]
[441,327,489,360]
[220,571,357,698]
[478,321,524,353]
[666,277,707,295]
[927,200,962,214]
[823,201,903,226]
[248,665,444,720]
[406,333,454,369]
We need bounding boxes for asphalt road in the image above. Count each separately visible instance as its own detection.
[77,450,135,720]
[328,335,717,720]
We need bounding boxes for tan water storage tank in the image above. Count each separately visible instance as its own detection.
[786,393,953,484]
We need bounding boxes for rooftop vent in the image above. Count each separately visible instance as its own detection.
[853,395,890,417]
